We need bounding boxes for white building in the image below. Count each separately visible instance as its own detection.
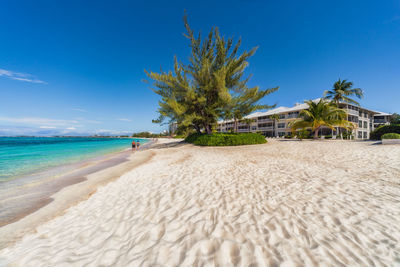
[372,112,392,129]
[217,99,386,140]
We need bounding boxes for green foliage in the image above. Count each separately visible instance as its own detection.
[290,99,352,139]
[324,135,333,139]
[381,133,400,139]
[296,129,311,140]
[284,134,293,139]
[342,130,354,140]
[390,113,400,125]
[132,132,168,138]
[370,124,400,140]
[324,79,363,106]
[145,15,277,134]
[185,133,267,146]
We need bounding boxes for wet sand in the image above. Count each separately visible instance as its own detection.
[0,141,156,249]
[0,139,399,266]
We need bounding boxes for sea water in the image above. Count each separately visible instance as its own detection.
[0,137,148,182]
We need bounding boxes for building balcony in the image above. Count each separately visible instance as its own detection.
[258,126,273,131]
[345,109,359,116]
[257,119,272,123]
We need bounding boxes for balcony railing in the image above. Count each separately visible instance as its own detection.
[346,109,359,116]
[258,126,273,131]
[257,118,272,123]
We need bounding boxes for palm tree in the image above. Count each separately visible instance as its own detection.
[290,99,353,139]
[324,79,363,106]
[270,114,280,137]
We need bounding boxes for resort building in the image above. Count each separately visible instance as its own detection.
[216,99,387,140]
[372,112,392,129]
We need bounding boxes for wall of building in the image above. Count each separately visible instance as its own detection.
[217,102,378,140]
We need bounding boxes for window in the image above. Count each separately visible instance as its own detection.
[359,121,362,127]
[258,123,273,128]
[348,115,358,123]
[363,121,367,128]
[359,111,363,117]
[251,126,257,131]
[358,131,362,139]
[364,113,367,118]
[279,114,286,119]
[278,123,286,128]
[238,126,249,130]
[363,132,367,139]
[278,132,286,137]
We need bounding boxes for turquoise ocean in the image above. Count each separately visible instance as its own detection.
[0,137,149,182]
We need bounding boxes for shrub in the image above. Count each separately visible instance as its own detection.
[381,133,400,139]
[324,135,332,139]
[296,129,310,140]
[370,124,400,140]
[342,130,354,140]
[185,133,267,146]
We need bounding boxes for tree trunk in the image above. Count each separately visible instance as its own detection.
[314,128,320,139]
[194,125,201,134]
[204,124,212,134]
[234,119,238,133]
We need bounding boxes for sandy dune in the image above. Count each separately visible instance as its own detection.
[0,140,399,266]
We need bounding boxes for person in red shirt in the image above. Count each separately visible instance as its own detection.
[132,140,136,151]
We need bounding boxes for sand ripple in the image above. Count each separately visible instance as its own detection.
[0,140,399,266]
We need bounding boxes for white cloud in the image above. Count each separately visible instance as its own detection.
[66,127,76,130]
[85,119,102,124]
[71,108,87,112]
[0,116,78,126]
[117,118,132,122]
[39,126,56,129]
[0,68,46,84]
[95,129,131,135]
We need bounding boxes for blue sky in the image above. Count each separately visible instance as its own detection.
[1,0,399,136]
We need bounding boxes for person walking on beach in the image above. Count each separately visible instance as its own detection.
[136,140,140,150]
[132,140,136,151]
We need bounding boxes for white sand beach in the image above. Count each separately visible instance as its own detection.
[0,139,399,266]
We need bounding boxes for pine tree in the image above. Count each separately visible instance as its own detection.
[145,15,277,134]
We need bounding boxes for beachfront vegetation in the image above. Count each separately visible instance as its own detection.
[132,131,169,138]
[370,125,400,140]
[296,129,311,140]
[381,133,400,139]
[290,99,353,139]
[145,15,277,135]
[390,113,400,125]
[324,79,364,106]
[185,133,266,146]
[270,114,280,136]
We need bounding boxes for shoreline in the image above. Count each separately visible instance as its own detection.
[0,139,158,249]
[1,139,398,265]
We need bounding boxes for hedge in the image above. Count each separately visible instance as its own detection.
[185,133,267,146]
[381,133,400,139]
[370,124,400,140]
